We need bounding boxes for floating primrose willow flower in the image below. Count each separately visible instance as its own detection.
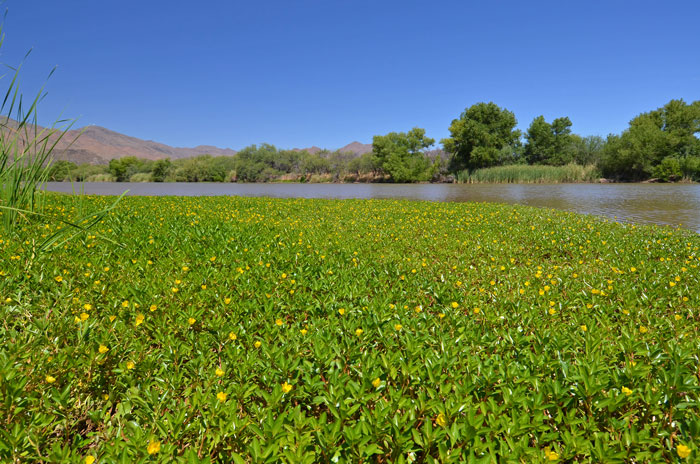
[147,440,161,455]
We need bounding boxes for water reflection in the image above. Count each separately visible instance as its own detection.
[43,182,700,232]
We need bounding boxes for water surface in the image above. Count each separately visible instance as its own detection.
[44,182,700,233]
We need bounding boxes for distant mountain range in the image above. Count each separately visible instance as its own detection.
[35,123,373,164]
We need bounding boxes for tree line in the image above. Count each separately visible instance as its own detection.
[48,98,700,183]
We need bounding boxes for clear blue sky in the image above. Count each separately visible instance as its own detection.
[2,0,699,150]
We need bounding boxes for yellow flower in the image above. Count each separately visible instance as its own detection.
[55,276,63,282]
[147,440,161,455]
[83,303,92,311]
[210,256,216,262]
[171,287,179,293]
[45,375,56,383]
[254,341,262,348]
[126,361,135,370]
[372,378,381,388]
[224,298,231,305]
[436,413,447,427]
[216,391,227,401]
[548,308,556,315]
[134,313,144,326]
[450,302,459,309]
[300,328,308,335]
[109,315,116,322]
[621,386,633,396]
[84,456,95,464]
[201,284,207,290]
[639,326,648,334]
[122,300,129,307]
[281,382,292,393]
[544,447,559,461]
[98,345,109,354]
[473,307,480,314]
[677,444,691,459]
[355,328,363,336]
[438,313,445,319]
[103,393,109,401]
[188,317,196,325]
[338,308,345,315]
[228,331,237,341]
[580,324,587,332]
[675,314,682,321]
[394,323,402,331]
[215,367,224,377]
[275,318,285,326]
[80,312,89,321]
[149,304,157,312]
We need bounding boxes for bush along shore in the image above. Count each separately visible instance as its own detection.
[1,193,699,462]
[46,99,700,184]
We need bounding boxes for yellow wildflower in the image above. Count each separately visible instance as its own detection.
[677,444,691,459]
[215,368,224,377]
[281,382,292,393]
[216,391,227,401]
[372,378,381,388]
[98,345,109,354]
[45,375,56,383]
[126,361,135,370]
[147,440,160,455]
[436,413,447,427]
[355,328,363,336]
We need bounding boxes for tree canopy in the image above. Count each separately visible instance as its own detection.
[442,102,521,171]
[372,128,435,182]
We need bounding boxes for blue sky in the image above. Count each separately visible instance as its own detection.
[2,0,699,150]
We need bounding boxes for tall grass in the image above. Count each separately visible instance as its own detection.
[0,19,124,251]
[458,163,599,183]
[0,22,74,232]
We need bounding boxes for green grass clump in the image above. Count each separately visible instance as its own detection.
[460,163,599,183]
[1,194,699,462]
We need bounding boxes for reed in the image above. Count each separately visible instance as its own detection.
[459,163,599,183]
[0,22,74,232]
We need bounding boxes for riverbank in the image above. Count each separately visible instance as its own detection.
[1,194,698,461]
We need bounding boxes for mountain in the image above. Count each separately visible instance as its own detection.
[51,125,237,164]
[3,119,373,164]
[338,141,372,155]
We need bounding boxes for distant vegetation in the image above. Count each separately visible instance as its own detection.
[47,98,700,184]
[461,164,599,184]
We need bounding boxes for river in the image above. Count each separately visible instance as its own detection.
[43,182,700,233]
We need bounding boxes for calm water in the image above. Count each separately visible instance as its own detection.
[44,182,700,233]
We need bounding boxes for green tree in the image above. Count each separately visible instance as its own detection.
[372,128,435,182]
[442,102,521,171]
[600,99,700,180]
[570,135,605,166]
[47,160,77,181]
[524,116,574,165]
[151,158,173,182]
